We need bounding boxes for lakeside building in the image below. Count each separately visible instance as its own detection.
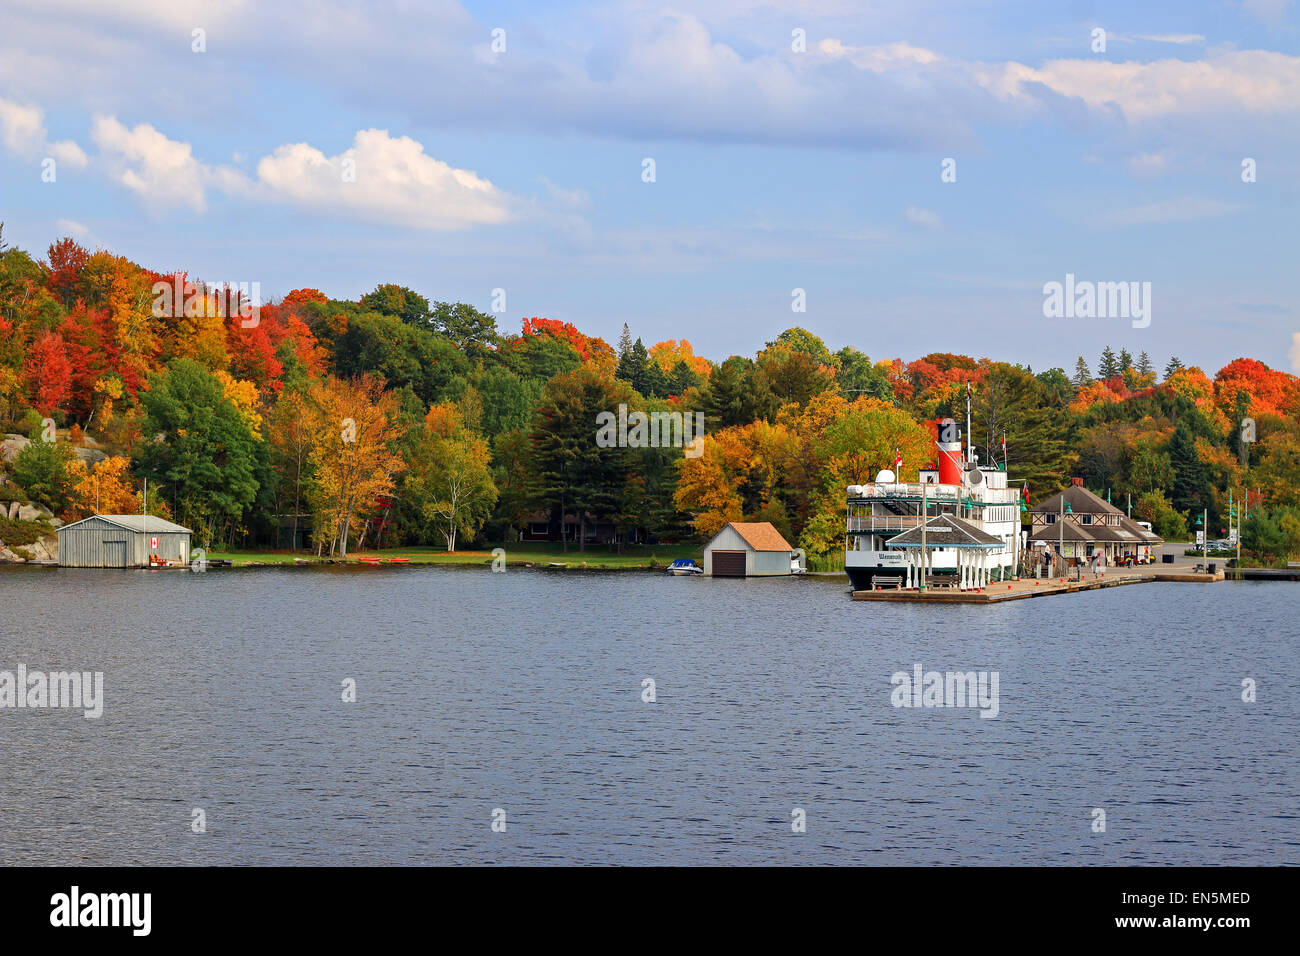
[1028,478,1163,565]
[57,515,192,568]
[703,522,799,577]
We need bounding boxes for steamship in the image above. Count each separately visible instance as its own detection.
[844,419,1023,591]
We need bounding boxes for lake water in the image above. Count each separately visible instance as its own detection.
[0,565,1295,865]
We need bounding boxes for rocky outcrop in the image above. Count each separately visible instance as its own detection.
[73,446,108,465]
[6,537,57,563]
[1,434,29,464]
[0,494,59,565]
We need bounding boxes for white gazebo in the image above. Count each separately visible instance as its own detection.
[882,514,1005,590]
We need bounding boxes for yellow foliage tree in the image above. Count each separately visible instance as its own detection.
[215,370,265,435]
[68,455,142,520]
[306,376,403,557]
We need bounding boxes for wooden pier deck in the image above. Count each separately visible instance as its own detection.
[851,568,1224,603]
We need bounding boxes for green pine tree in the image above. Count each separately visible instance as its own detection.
[1098,346,1119,380]
[1072,356,1092,388]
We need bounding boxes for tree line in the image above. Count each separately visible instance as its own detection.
[3,227,1300,564]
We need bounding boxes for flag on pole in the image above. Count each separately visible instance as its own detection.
[893,449,903,470]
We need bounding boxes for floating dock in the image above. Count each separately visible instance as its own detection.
[851,569,1225,603]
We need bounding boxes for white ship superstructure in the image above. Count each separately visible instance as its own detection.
[844,419,1023,591]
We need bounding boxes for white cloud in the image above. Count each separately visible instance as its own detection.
[1097,197,1245,227]
[0,98,87,166]
[980,50,1300,121]
[255,128,511,230]
[87,116,512,229]
[1126,152,1170,176]
[91,115,248,212]
[5,0,251,34]
[1135,34,1206,45]
[904,205,941,227]
[55,218,91,237]
[5,6,1300,162]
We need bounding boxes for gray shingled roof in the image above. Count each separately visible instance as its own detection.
[885,514,1004,549]
[58,514,192,534]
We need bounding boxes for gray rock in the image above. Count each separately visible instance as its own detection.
[16,504,42,522]
[6,501,18,521]
[22,538,56,563]
[73,446,108,465]
[0,435,29,464]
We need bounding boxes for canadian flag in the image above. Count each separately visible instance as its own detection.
[893,452,903,470]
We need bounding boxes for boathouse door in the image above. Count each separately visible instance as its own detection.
[712,550,746,577]
[103,540,128,568]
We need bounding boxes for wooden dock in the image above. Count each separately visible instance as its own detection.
[851,569,1224,603]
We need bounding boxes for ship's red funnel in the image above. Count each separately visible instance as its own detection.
[937,418,962,484]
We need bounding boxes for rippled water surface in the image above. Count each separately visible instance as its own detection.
[1,565,1296,865]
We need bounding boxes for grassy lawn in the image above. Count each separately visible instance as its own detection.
[208,541,702,569]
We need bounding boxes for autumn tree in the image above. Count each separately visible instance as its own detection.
[405,403,498,550]
[23,331,72,417]
[307,375,403,557]
[69,455,140,520]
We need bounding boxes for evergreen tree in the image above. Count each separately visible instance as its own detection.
[616,323,632,361]
[1168,421,1211,519]
[1164,356,1183,380]
[532,367,637,552]
[1098,346,1119,380]
[1136,351,1153,378]
[972,364,1075,494]
[615,337,651,393]
[667,359,702,396]
[1117,348,1133,374]
[701,356,777,427]
[1072,356,1092,388]
[640,354,669,399]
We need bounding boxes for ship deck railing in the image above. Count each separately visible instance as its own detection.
[849,482,1018,505]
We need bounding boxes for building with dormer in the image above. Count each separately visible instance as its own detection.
[1028,478,1162,565]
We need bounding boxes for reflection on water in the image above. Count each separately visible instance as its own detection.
[0,565,1295,865]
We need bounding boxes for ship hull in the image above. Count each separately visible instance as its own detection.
[846,564,960,590]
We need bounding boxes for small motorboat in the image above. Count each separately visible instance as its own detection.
[667,558,703,576]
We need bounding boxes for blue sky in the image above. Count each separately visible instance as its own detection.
[1,0,1297,375]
